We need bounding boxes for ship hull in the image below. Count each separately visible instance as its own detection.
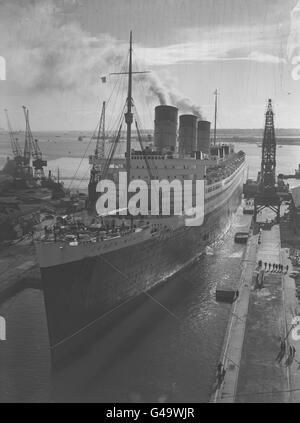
[40,170,244,364]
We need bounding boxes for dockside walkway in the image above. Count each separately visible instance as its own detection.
[212,211,300,403]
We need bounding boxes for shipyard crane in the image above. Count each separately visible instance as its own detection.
[88,101,107,205]
[95,101,106,160]
[22,106,47,179]
[4,109,23,167]
[260,99,277,193]
[254,99,281,222]
[23,106,31,173]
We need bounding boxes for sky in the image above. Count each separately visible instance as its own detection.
[1,0,300,130]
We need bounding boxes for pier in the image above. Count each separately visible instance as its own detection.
[212,208,300,403]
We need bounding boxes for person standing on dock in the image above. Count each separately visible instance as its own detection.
[285,345,296,367]
[220,368,226,385]
[216,362,223,377]
[233,290,239,301]
[269,263,272,272]
[275,338,286,364]
[286,264,289,274]
[215,362,225,389]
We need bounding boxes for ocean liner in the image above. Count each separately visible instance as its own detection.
[35,32,246,363]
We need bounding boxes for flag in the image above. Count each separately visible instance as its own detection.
[101,76,107,83]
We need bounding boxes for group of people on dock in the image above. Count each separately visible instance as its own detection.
[257,260,289,274]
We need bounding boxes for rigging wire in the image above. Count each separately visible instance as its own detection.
[105,100,127,161]
[69,52,129,190]
[67,123,99,190]
[105,54,129,135]
[105,53,129,112]
[133,54,153,132]
[107,74,127,147]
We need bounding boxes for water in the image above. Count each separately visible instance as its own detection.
[1,132,300,190]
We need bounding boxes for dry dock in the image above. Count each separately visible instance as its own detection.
[0,240,40,303]
[212,209,300,403]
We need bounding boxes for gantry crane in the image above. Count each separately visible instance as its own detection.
[254,99,281,222]
[22,106,47,179]
[88,101,107,205]
[4,109,23,170]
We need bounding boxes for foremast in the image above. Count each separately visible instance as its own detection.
[125,31,133,185]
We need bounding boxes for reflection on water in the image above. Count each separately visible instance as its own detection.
[0,211,246,403]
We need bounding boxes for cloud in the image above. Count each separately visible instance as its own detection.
[0,1,287,97]
[134,24,287,66]
[0,0,207,119]
[135,43,286,66]
[287,0,300,60]
[246,51,286,64]
[0,0,126,94]
[0,0,290,130]
[0,0,204,116]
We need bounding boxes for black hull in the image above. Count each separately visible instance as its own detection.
[40,180,243,364]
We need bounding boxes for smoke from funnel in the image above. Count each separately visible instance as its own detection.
[138,71,203,118]
[144,73,169,105]
[169,92,202,118]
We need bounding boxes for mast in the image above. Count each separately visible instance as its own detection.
[23,105,31,167]
[101,101,106,159]
[108,31,149,183]
[125,31,133,184]
[213,89,218,146]
[95,101,106,159]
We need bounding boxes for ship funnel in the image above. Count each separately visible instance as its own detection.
[178,114,197,155]
[154,105,178,152]
[196,120,211,155]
